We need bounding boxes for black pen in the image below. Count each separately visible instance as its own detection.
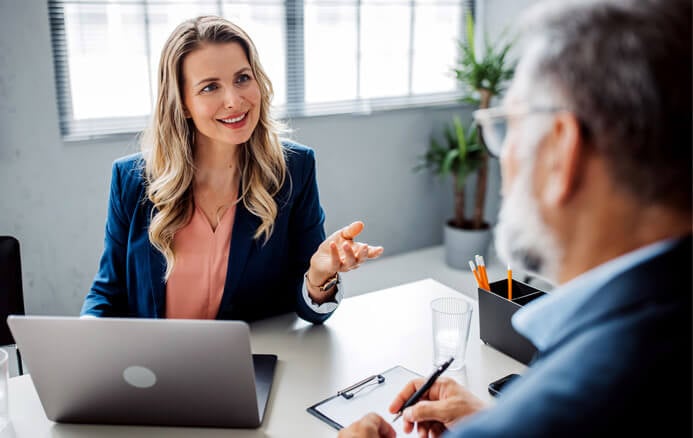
[392,356,455,422]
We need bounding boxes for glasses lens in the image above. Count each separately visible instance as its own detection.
[490,121,507,154]
[479,119,507,157]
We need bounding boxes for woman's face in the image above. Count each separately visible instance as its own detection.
[182,42,261,148]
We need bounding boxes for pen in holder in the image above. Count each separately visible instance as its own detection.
[477,278,546,365]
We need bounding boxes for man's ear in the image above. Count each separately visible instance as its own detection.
[542,112,584,206]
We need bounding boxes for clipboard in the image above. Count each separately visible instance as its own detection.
[307,365,422,433]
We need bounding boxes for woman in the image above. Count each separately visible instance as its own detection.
[81,15,383,324]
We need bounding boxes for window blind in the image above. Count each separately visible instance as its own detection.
[48,0,473,141]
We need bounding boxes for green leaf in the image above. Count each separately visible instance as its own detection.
[453,11,517,103]
[441,148,459,175]
[443,123,456,149]
[453,116,467,159]
[466,124,479,150]
[465,11,475,61]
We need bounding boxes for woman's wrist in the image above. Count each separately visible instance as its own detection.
[305,267,339,302]
[306,267,334,288]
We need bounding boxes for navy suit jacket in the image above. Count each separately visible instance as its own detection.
[81,141,334,324]
[447,236,692,437]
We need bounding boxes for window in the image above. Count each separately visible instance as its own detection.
[48,0,472,140]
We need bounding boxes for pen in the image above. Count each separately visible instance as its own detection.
[392,356,454,423]
[507,264,512,300]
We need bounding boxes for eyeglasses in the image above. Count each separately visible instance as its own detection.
[472,106,564,158]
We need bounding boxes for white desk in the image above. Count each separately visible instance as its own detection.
[3,279,526,437]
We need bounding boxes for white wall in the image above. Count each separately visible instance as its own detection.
[477,0,542,44]
[0,0,529,315]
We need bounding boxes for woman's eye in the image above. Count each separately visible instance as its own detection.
[236,74,251,85]
[201,83,218,93]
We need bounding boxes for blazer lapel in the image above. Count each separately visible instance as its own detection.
[217,201,259,318]
[148,245,167,318]
[143,200,167,318]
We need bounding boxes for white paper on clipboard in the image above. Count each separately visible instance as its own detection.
[307,365,422,435]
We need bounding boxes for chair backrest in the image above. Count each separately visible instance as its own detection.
[0,236,26,345]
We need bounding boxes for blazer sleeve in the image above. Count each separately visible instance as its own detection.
[288,147,335,324]
[80,160,131,317]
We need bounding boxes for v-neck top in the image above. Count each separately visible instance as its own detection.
[165,203,237,319]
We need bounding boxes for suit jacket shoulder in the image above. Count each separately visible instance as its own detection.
[282,139,316,180]
[450,236,692,437]
[110,152,147,221]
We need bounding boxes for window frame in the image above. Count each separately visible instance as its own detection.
[48,0,473,142]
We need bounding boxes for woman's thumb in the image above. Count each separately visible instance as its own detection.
[340,221,364,240]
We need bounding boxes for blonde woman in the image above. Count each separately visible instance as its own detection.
[81,16,383,323]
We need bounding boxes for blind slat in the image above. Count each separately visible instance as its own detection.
[48,0,473,140]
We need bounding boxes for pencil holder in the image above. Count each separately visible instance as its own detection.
[478,278,546,365]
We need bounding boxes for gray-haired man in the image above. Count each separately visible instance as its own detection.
[340,0,692,436]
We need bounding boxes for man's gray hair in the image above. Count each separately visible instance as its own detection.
[519,0,691,212]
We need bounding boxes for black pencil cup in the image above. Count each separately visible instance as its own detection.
[478,278,547,365]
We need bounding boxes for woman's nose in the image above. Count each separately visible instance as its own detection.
[224,87,243,109]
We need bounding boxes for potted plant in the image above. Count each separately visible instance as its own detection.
[416,12,516,269]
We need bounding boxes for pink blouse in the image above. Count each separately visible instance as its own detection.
[165,203,236,319]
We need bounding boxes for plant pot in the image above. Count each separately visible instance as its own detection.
[443,222,492,270]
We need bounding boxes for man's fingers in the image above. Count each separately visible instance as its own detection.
[431,422,447,438]
[403,418,415,434]
[417,421,430,438]
[375,414,397,438]
[389,378,426,413]
[404,401,444,424]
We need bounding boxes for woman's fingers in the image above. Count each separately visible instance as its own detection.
[367,245,384,259]
[329,241,342,268]
[342,243,357,267]
[339,243,373,271]
[340,221,364,240]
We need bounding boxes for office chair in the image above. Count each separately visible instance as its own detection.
[0,236,26,375]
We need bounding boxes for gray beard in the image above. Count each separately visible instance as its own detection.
[494,159,562,283]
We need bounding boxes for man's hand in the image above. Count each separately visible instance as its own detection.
[389,377,487,437]
[338,413,396,438]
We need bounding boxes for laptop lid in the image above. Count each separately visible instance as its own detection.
[7,315,277,428]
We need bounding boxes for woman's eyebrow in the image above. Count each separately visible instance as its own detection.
[194,77,219,87]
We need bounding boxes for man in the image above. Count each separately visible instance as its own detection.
[340,0,692,436]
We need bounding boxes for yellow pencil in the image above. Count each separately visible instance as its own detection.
[468,261,483,289]
[507,264,513,300]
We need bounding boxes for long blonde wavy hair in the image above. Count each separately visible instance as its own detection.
[141,15,287,280]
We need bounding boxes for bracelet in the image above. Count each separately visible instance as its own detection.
[305,272,340,292]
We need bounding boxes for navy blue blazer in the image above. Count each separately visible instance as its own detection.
[81,141,335,324]
[448,236,692,437]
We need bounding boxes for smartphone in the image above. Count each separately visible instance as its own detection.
[488,373,520,397]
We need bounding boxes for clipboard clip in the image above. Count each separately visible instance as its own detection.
[337,374,386,400]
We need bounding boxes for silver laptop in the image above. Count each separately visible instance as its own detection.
[6,315,277,428]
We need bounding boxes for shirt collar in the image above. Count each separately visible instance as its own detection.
[511,238,678,351]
